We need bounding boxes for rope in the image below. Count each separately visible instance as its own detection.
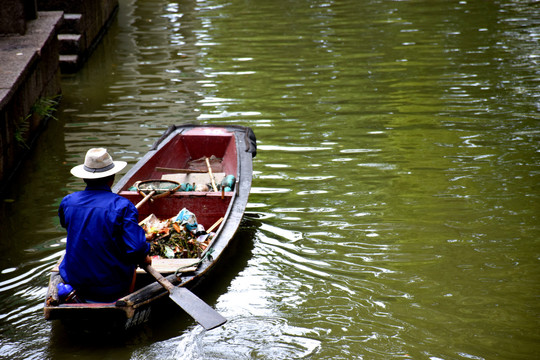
[175,248,215,278]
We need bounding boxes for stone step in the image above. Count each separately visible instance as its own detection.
[59,54,79,73]
[60,13,83,34]
[58,33,81,54]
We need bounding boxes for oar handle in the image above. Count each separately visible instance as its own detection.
[143,264,174,292]
[207,217,224,233]
[135,190,156,209]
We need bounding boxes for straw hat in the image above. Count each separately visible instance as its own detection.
[70,148,127,179]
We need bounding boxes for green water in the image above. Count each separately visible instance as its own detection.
[0,0,538,359]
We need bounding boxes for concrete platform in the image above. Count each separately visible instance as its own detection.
[0,11,63,190]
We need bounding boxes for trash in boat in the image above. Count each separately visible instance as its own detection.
[175,208,198,232]
[140,209,214,259]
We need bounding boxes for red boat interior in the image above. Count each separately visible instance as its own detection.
[118,128,238,229]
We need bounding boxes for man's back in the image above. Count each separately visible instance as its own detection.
[59,184,149,302]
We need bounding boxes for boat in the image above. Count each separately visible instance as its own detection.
[44,124,256,331]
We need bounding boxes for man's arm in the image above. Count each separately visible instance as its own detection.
[121,202,151,264]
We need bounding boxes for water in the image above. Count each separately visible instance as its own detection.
[1,0,539,359]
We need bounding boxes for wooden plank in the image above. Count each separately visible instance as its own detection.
[136,258,199,274]
[155,167,207,173]
[51,255,64,272]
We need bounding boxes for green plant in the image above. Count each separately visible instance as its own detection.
[14,113,31,149]
[14,95,60,149]
[32,95,60,120]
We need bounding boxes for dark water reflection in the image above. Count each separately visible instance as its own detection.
[1,0,539,359]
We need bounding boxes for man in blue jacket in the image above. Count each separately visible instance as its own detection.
[59,148,150,302]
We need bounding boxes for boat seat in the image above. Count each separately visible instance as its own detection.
[160,172,226,190]
[136,258,199,274]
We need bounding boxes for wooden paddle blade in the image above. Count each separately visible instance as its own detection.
[169,287,227,330]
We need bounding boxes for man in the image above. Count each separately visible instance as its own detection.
[59,148,150,302]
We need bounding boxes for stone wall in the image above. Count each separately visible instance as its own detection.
[0,0,37,34]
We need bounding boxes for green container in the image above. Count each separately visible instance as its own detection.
[221,175,236,191]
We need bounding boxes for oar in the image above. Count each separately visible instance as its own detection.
[143,264,227,330]
[135,190,156,208]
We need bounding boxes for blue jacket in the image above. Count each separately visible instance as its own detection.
[59,184,150,302]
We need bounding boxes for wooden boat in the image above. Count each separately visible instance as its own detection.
[44,124,256,331]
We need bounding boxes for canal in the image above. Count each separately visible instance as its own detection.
[0,0,538,359]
